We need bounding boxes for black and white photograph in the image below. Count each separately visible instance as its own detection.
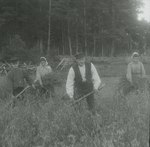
[0,0,149,146]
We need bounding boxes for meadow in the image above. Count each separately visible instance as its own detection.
[0,58,149,147]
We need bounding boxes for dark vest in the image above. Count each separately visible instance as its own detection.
[72,62,93,95]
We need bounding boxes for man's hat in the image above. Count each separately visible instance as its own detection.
[40,57,47,62]
[74,52,85,59]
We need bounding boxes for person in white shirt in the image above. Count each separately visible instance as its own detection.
[35,57,52,87]
[126,52,146,90]
[66,53,101,114]
[34,57,54,97]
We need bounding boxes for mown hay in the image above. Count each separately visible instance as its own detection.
[118,76,133,96]
[41,72,62,88]
[118,76,148,96]
[34,72,62,98]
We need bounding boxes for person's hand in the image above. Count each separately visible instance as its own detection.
[94,89,100,95]
[127,78,132,84]
[61,93,70,100]
[69,98,75,105]
[99,83,105,89]
[40,83,44,88]
[32,84,36,89]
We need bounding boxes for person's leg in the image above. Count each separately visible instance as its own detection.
[73,90,85,113]
[45,84,55,100]
[12,87,24,107]
[86,94,96,115]
[50,85,55,98]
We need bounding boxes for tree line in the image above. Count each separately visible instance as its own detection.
[0,0,150,62]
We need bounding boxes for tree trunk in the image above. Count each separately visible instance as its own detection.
[83,0,87,54]
[61,22,65,55]
[101,28,104,57]
[68,20,72,56]
[39,39,43,55]
[111,41,115,57]
[98,13,104,57]
[39,0,43,55]
[75,27,79,54]
[128,35,132,52]
[62,31,65,55]
[110,0,115,57]
[47,0,51,56]
[143,36,147,53]
[93,35,96,56]
[75,17,79,54]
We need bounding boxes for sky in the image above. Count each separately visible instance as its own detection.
[138,0,150,22]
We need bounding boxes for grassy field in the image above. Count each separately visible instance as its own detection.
[95,63,150,77]
[0,62,149,147]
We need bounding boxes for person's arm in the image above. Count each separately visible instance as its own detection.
[141,62,146,78]
[66,67,75,99]
[91,63,101,90]
[126,63,132,83]
[23,69,32,86]
[35,67,43,86]
[7,69,14,82]
[47,65,53,73]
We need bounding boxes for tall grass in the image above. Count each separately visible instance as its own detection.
[0,81,149,147]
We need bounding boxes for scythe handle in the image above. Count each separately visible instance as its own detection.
[71,83,105,106]
[15,85,30,98]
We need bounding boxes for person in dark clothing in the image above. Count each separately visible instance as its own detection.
[7,58,32,97]
[66,53,101,114]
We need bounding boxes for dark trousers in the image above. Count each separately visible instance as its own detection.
[75,82,95,114]
[75,91,95,115]
[86,94,95,114]
[13,87,24,96]
[12,87,24,107]
[38,85,55,100]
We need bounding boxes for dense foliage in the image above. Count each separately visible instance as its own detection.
[0,0,149,61]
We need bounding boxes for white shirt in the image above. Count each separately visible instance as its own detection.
[35,64,52,85]
[126,61,145,83]
[66,63,101,99]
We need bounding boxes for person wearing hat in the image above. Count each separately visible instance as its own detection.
[7,57,32,97]
[34,57,52,88]
[34,57,54,98]
[126,52,146,90]
[66,52,101,114]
